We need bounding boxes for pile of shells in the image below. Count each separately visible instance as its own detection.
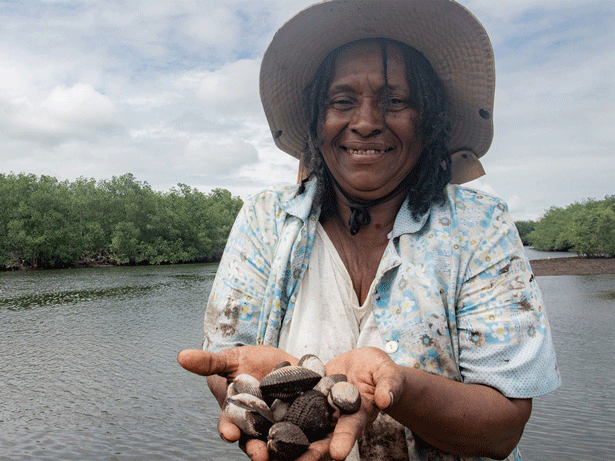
[223,354,362,461]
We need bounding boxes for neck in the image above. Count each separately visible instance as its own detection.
[325,167,409,236]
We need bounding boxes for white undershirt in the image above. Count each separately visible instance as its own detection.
[278,223,386,364]
[278,224,392,460]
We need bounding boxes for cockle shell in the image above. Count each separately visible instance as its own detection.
[283,390,332,442]
[298,353,325,377]
[328,381,361,414]
[224,393,274,439]
[224,354,359,459]
[260,366,322,401]
[232,373,263,400]
[267,422,310,461]
[313,374,347,397]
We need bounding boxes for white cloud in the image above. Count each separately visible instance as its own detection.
[0,83,122,143]
[184,137,259,175]
[183,7,241,50]
[194,59,261,117]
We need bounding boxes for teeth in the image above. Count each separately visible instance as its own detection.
[347,149,383,155]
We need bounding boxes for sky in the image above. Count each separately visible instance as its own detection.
[1,0,613,221]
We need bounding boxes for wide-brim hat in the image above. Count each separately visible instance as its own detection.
[259,0,495,184]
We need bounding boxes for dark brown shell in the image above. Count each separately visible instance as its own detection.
[260,366,322,401]
[267,422,310,461]
[328,381,361,414]
[283,390,332,442]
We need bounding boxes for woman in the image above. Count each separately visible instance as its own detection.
[178,1,561,460]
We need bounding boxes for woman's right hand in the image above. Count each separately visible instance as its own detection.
[177,346,300,461]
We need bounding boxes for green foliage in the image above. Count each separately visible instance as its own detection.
[0,173,243,269]
[526,196,615,257]
[527,206,573,252]
[514,220,535,246]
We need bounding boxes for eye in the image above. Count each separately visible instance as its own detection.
[327,96,356,110]
[387,97,411,111]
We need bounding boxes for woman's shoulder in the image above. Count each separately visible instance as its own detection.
[243,179,318,222]
[445,183,507,209]
[241,183,303,214]
[245,183,301,204]
[443,184,509,217]
[439,184,513,232]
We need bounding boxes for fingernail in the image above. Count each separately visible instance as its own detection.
[387,391,395,409]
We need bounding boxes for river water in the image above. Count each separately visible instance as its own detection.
[1,254,614,460]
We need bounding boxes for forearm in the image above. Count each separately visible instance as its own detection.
[387,367,531,459]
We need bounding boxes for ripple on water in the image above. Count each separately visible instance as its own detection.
[1,266,614,460]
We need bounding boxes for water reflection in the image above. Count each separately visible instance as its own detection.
[518,274,615,460]
[1,265,614,460]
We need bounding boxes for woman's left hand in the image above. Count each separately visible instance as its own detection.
[323,347,405,460]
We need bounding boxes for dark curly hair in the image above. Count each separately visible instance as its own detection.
[301,38,452,222]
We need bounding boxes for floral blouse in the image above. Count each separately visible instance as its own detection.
[202,178,561,460]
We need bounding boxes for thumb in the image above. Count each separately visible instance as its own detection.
[177,349,231,377]
[373,375,402,411]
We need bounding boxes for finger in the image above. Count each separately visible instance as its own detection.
[296,437,332,461]
[217,411,241,443]
[177,349,230,377]
[328,405,374,460]
[243,437,269,461]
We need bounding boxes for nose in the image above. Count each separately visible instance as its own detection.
[349,98,384,137]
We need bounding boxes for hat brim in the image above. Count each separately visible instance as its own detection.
[260,0,494,183]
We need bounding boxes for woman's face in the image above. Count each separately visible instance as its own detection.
[321,41,422,201]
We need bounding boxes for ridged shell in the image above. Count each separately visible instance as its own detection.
[283,390,332,442]
[260,366,322,400]
[267,422,310,461]
[298,354,325,377]
[224,393,273,439]
[328,381,361,414]
[233,374,263,400]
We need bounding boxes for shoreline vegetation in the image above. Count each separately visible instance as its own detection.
[7,255,615,277]
[1,173,243,270]
[1,173,613,274]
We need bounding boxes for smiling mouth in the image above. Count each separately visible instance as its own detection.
[343,147,393,155]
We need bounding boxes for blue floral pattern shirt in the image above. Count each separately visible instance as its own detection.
[202,178,561,460]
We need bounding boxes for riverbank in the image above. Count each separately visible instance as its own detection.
[530,257,615,276]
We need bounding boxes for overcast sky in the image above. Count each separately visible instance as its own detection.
[1,0,613,220]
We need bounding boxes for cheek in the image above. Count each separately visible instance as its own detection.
[388,112,419,138]
[321,110,345,141]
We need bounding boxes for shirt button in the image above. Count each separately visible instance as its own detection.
[385,341,398,354]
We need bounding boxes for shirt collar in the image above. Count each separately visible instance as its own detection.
[389,196,431,239]
[279,177,318,222]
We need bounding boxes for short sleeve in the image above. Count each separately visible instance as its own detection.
[202,198,271,352]
[456,201,561,398]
